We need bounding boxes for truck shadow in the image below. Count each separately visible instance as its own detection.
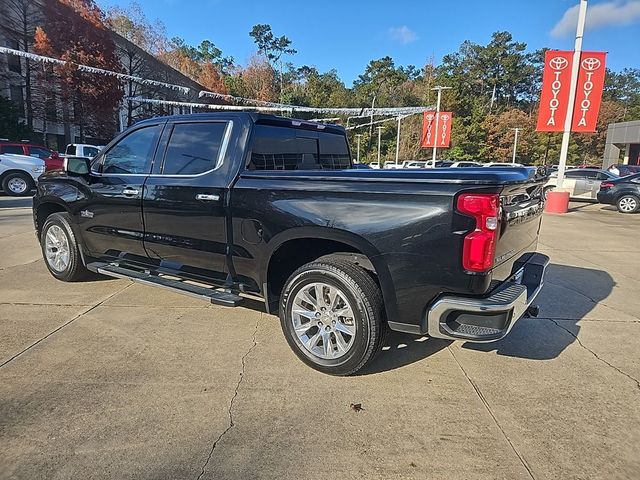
[361,263,615,374]
[462,263,615,360]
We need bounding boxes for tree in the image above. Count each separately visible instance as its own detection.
[484,108,536,163]
[249,24,296,102]
[604,68,640,121]
[35,0,122,141]
[106,1,170,126]
[105,1,167,55]
[156,37,233,98]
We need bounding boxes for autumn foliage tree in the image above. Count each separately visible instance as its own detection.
[34,0,122,141]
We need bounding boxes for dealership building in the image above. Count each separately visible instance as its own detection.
[603,120,640,168]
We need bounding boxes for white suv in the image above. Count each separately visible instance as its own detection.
[0,153,45,196]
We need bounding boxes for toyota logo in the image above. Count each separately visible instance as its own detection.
[581,57,601,71]
[549,56,569,70]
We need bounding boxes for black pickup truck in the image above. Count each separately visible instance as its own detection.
[33,112,549,375]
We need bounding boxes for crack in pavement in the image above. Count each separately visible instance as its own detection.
[0,258,41,272]
[448,346,536,480]
[550,317,640,324]
[546,318,640,391]
[0,283,133,369]
[196,315,260,480]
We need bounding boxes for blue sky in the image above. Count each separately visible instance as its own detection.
[98,0,639,84]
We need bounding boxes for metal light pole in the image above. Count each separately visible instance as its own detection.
[557,0,588,189]
[511,127,521,164]
[356,134,362,163]
[377,126,383,166]
[431,86,452,167]
[395,116,401,166]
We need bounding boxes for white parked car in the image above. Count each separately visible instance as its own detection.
[64,143,101,158]
[483,162,525,167]
[544,168,618,201]
[450,161,482,168]
[0,153,45,196]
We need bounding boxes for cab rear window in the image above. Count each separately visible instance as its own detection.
[249,125,351,171]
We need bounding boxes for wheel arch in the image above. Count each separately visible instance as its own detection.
[262,227,397,318]
[35,201,70,237]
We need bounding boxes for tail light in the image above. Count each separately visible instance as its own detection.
[599,182,614,189]
[457,193,500,272]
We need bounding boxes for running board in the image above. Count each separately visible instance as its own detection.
[86,262,243,307]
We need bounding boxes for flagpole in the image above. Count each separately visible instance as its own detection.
[557,0,588,189]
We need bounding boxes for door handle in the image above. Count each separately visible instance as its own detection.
[195,193,220,202]
[122,188,140,196]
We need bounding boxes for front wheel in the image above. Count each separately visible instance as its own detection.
[617,195,639,214]
[279,258,386,376]
[41,212,91,281]
[2,172,34,196]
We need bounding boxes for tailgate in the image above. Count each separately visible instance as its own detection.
[492,179,545,279]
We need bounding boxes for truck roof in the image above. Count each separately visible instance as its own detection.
[133,112,346,135]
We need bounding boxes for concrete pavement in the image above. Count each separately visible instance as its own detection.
[1,199,639,479]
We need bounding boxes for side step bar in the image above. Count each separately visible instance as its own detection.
[86,262,243,307]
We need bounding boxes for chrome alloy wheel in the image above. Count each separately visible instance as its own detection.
[291,282,357,360]
[7,176,28,194]
[619,196,638,213]
[44,225,70,272]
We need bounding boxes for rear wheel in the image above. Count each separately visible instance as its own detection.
[41,212,91,281]
[2,172,34,196]
[616,195,639,214]
[279,259,386,376]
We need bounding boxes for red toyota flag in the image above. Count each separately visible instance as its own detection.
[571,52,607,132]
[421,111,452,148]
[421,111,437,147]
[536,50,574,132]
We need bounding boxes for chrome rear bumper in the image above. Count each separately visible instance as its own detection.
[425,253,549,342]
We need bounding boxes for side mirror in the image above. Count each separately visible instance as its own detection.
[64,156,91,175]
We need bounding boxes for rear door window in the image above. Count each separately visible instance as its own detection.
[161,122,228,175]
[29,147,51,159]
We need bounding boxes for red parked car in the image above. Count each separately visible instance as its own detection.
[0,141,64,171]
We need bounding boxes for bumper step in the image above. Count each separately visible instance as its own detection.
[425,252,550,342]
[87,262,243,307]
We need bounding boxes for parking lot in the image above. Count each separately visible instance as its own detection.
[1,197,639,480]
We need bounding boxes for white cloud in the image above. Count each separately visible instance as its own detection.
[552,0,640,37]
[388,26,418,45]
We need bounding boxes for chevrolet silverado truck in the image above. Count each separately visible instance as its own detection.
[33,113,549,375]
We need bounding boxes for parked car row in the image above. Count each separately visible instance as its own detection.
[543,166,640,214]
[0,140,105,196]
[364,160,525,169]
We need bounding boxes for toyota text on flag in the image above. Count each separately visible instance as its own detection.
[536,51,573,132]
[571,52,607,133]
[421,112,452,148]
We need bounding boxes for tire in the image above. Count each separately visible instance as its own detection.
[616,194,639,214]
[2,172,34,197]
[279,258,387,376]
[40,212,91,281]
